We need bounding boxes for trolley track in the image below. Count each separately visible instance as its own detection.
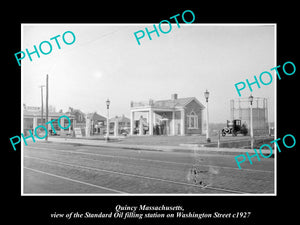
[24,155,248,194]
[23,143,274,194]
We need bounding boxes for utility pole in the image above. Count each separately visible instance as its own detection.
[38,85,45,127]
[45,74,49,141]
[249,94,254,149]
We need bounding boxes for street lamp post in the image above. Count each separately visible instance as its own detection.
[249,94,254,149]
[45,74,49,141]
[204,90,211,143]
[106,99,110,141]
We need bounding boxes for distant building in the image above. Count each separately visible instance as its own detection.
[23,105,75,135]
[130,94,205,136]
[86,112,107,135]
[67,107,86,123]
[110,115,130,127]
[109,115,131,135]
[86,112,106,124]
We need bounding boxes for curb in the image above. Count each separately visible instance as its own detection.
[44,138,273,156]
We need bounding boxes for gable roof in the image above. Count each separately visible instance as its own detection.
[153,97,205,109]
[110,115,130,123]
[86,112,106,121]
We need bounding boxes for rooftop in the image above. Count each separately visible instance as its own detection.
[131,94,205,109]
[86,112,106,121]
[23,110,74,118]
[109,115,130,123]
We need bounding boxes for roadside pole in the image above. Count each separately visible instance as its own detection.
[45,74,49,141]
[218,130,220,148]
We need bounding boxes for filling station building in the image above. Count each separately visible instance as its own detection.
[130,94,205,136]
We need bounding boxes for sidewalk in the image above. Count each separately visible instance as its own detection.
[44,136,273,155]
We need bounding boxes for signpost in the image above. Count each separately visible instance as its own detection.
[74,128,82,138]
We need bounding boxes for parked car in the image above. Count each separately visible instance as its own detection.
[222,119,248,136]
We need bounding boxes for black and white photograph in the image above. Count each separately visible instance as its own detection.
[21,24,276,195]
[4,4,298,225]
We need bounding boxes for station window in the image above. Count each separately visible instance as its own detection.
[188,111,198,129]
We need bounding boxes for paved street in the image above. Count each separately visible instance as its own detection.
[23,142,274,194]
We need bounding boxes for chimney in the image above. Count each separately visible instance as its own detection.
[171,93,178,100]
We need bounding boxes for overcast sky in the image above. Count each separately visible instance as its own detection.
[22,24,275,123]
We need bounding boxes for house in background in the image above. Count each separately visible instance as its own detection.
[67,107,86,124]
[86,112,107,135]
[130,94,205,136]
[109,115,131,135]
[23,105,75,136]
